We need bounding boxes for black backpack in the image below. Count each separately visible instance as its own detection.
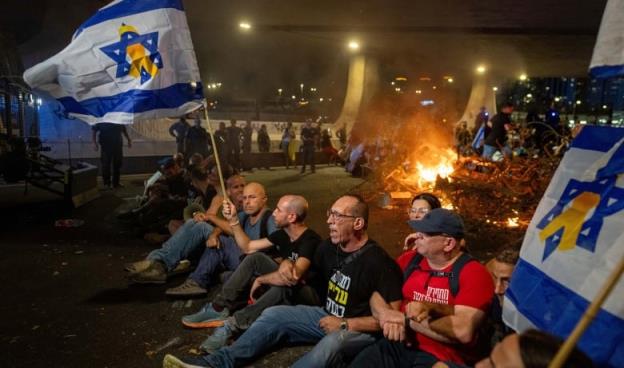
[403,252,476,297]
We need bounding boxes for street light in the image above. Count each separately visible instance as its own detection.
[300,83,304,99]
[476,65,486,74]
[519,73,527,81]
[492,86,498,91]
[239,21,251,30]
[348,40,360,51]
[277,88,283,96]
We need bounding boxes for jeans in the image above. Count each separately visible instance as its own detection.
[100,145,122,186]
[204,305,378,368]
[188,236,242,289]
[348,338,438,368]
[147,219,214,271]
[301,144,315,172]
[482,144,511,161]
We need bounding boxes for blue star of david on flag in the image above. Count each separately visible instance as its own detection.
[100,23,163,84]
[536,141,624,261]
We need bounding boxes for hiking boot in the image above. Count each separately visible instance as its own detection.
[163,353,211,368]
[169,260,192,276]
[129,260,167,284]
[181,303,229,328]
[166,279,207,297]
[124,259,153,274]
[199,323,233,353]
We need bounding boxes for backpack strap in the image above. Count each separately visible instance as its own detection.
[259,209,272,239]
[403,252,476,297]
[448,252,476,297]
[403,253,424,282]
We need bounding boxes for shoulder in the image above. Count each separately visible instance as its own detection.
[302,228,322,242]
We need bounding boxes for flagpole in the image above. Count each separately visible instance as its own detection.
[201,104,228,200]
[548,253,624,368]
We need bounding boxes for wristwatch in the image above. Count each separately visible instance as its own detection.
[339,318,349,331]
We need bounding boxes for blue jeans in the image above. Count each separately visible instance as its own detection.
[188,236,242,288]
[204,305,378,368]
[482,144,511,161]
[147,219,214,271]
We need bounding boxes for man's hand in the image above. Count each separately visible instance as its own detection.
[403,233,421,251]
[377,307,404,327]
[405,301,432,323]
[319,316,342,334]
[193,212,207,222]
[249,278,263,303]
[206,233,220,248]
[221,198,237,221]
[277,260,297,286]
[382,321,405,342]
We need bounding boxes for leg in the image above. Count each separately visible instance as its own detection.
[147,220,214,271]
[231,285,288,329]
[203,305,327,368]
[213,252,278,309]
[112,145,123,187]
[348,338,435,368]
[100,149,112,186]
[188,236,241,288]
[293,330,378,368]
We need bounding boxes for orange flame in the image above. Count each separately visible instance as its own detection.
[403,148,457,189]
[506,217,520,228]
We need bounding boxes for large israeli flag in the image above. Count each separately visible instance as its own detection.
[503,126,624,367]
[589,0,624,78]
[23,0,203,125]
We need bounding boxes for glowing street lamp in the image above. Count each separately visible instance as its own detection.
[239,22,251,30]
[519,73,527,81]
[348,40,360,51]
[277,88,283,96]
[492,86,498,91]
[476,65,486,74]
[300,83,304,98]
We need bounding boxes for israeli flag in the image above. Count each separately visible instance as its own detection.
[23,0,204,125]
[589,0,624,78]
[503,126,624,367]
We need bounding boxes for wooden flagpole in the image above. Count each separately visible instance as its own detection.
[201,105,227,200]
[548,253,624,368]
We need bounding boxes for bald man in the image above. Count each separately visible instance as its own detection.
[182,194,322,353]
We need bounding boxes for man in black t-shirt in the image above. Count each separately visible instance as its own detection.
[300,119,316,173]
[91,122,131,188]
[187,194,321,353]
[482,102,514,161]
[163,194,403,368]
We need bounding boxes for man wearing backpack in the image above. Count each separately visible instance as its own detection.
[164,182,278,296]
[350,208,495,368]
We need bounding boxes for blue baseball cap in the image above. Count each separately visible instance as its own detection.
[407,208,465,238]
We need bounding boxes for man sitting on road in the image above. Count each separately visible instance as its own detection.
[350,208,495,367]
[163,194,404,368]
[182,195,322,353]
[163,181,277,295]
[124,174,246,284]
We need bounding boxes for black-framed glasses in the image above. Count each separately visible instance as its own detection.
[326,209,357,220]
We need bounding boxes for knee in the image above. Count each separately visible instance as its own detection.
[256,305,290,325]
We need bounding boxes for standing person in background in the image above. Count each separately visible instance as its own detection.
[483,102,514,161]
[92,122,132,189]
[280,122,295,169]
[214,122,230,168]
[184,117,211,159]
[336,125,347,148]
[227,119,243,171]
[300,119,316,174]
[257,124,272,170]
[169,116,190,155]
[241,120,253,171]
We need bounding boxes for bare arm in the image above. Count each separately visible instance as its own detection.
[407,304,486,344]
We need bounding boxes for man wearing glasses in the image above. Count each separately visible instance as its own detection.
[350,208,494,368]
[163,194,403,368]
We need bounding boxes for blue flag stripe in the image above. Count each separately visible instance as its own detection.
[590,65,624,79]
[570,125,624,152]
[507,259,624,367]
[74,0,184,37]
[57,82,203,117]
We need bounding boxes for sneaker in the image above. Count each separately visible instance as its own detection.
[162,353,211,368]
[124,259,153,274]
[169,260,192,276]
[129,260,167,284]
[199,323,232,353]
[166,279,207,297]
[181,303,229,328]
